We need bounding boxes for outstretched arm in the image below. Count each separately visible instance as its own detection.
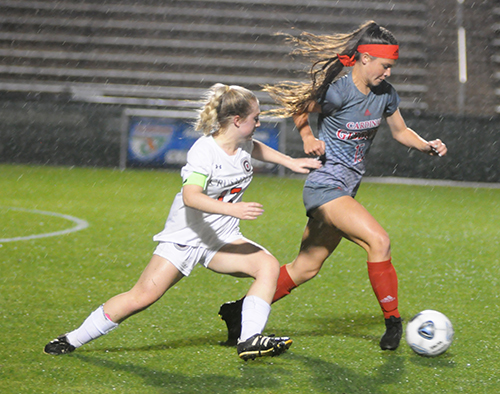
[252,140,322,174]
[386,109,447,156]
[293,101,325,156]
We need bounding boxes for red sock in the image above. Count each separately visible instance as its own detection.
[272,265,297,303]
[367,259,400,319]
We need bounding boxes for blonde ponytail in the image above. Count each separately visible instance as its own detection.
[195,83,258,136]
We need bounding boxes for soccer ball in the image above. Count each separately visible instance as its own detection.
[406,310,454,357]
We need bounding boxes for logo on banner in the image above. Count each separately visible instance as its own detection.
[129,123,174,160]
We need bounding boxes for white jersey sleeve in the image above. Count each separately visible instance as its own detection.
[181,139,213,182]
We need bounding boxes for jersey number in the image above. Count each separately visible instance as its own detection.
[354,143,366,164]
[217,187,242,203]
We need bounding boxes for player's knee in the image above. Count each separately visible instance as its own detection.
[369,231,391,257]
[253,255,280,281]
[265,258,281,280]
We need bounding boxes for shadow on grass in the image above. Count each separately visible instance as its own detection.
[75,332,224,354]
[73,349,408,394]
[67,311,455,393]
[268,312,390,347]
[407,350,456,367]
[73,353,282,394]
[286,352,406,393]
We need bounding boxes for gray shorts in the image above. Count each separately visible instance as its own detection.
[303,182,354,217]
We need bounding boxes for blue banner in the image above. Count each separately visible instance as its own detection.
[127,116,281,172]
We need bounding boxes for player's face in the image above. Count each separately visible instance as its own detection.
[237,101,261,140]
[365,56,395,87]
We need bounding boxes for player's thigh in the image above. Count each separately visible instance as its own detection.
[313,195,388,249]
[208,239,279,278]
[131,254,184,300]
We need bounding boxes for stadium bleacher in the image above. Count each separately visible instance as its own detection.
[0,0,429,111]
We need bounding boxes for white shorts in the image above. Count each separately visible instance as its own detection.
[153,233,260,276]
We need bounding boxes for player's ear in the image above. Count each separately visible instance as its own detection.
[233,115,241,128]
[360,52,371,65]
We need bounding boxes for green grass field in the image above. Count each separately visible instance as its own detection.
[1,164,499,393]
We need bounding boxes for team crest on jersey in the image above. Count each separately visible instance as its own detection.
[241,159,252,174]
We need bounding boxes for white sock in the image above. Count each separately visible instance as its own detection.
[239,295,271,341]
[66,305,119,348]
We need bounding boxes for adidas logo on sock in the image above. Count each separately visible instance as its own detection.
[380,295,396,303]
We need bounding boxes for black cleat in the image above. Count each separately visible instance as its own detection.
[218,298,244,346]
[380,316,403,350]
[237,334,293,361]
[44,335,76,355]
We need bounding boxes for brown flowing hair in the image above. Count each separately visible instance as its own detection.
[263,21,398,117]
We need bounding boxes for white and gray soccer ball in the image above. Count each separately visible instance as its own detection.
[406,310,454,357]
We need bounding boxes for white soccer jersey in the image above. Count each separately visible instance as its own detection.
[153,135,254,248]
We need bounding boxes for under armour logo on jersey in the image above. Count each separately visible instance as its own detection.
[364,109,371,116]
[215,164,222,169]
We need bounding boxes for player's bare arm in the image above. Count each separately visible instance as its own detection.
[182,183,263,220]
[386,109,447,156]
[293,101,325,156]
[251,140,322,173]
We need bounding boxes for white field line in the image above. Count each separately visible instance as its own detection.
[0,207,89,242]
[363,177,500,189]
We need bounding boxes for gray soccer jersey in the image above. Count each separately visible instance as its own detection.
[153,135,254,248]
[306,72,400,195]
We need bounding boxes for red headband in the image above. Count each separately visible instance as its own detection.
[357,44,399,59]
[337,44,399,67]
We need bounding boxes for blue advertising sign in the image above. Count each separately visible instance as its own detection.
[127,115,281,172]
